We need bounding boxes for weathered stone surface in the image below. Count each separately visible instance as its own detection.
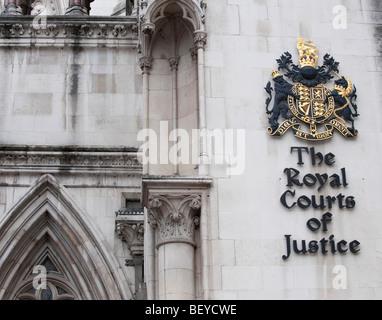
[0,0,380,301]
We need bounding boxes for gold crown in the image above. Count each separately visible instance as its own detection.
[297,37,319,68]
[271,69,281,78]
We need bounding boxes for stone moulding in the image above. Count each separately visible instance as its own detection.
[0,15,139,47]
[0,145,142,173]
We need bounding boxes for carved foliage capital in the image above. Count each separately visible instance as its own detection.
[116,221,145,256]
[194,31,207,49]
[169,56,180,71]
[139,56,153,73]
[141,21,155,36]
[148,194,202,247]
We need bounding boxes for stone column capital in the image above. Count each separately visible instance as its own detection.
[169,56,180,71]
[194,31,207,49]
[116,221,145,256]
[139,56,153,74]
[141,22,156,36]
[115,209,145,257]
[147,194,202,247]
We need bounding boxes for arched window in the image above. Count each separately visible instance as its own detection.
[15,256,78,300]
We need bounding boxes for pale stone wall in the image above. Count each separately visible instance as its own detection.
[0,0,380,300]
[205,0,382,299]
[0,150,141,298]
[0,5,142,299]
[0,46,142,147]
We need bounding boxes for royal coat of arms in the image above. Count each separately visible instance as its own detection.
[265,38,359,141]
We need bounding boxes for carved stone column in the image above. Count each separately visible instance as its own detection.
[148,194,200,300]
[66,0,94,15]
[2,0,23,15]
[142,176,211,300]
[194,31,209,176]
[139,24,155,177]
[115,208,145,299]
[169,56,180,175]
[139,56,153,175]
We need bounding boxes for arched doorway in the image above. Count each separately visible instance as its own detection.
[0,174,132,300]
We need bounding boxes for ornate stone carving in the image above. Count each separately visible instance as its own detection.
[169,56,180,71]
[112,24,128,37]
[199,0,207,24]
[147,194,202,247]
[116,222,145,256]
[140,0,148,10]
[116,207,145,257]
[0,16,139,48]
[0,145,142,173]
[7,23,24,35]
[189,195,202,210]
[194,31,207,49]
[46,24,60,37]
[200,0,207,11]
[139,56,153,74]
[190,46,198,62]
[141,21,155,36]
[31,0,46,16]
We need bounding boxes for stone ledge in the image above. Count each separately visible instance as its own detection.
[141,175,212,215]
[0,15,139,47]
[0,144,142,173]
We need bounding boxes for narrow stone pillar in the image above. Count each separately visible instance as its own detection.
[65,0,94,15]
[148,194,201,300]
[144,207,156,300]
[139,21,155,175]
[169,56,180,175]
[139,56,153,175]
[194,31,209,176]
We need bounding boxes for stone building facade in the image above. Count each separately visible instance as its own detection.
[0,0,381,300]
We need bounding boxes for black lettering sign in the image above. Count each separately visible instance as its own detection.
[280,147,360,260]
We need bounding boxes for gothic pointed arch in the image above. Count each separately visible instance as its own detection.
[143,0,205,33]
[140,0,206,57]
[0,174,133,300]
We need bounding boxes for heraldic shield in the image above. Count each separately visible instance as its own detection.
[265,38,359,141]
